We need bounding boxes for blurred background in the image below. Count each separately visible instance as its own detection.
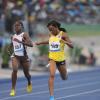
[0,0,100,76]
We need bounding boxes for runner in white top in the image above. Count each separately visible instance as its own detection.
[8,20,33,96]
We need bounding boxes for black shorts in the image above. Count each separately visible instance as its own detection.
[55,60,66,67]
[14,55,30,63]
[49,59,66,67]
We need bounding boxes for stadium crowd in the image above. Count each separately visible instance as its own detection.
[0,0,99,33]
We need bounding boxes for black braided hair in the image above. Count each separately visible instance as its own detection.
[47,20,67,32]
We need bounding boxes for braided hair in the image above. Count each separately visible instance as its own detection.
[47,20,67,32]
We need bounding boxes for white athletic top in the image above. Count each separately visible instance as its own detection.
[12,32,25,56]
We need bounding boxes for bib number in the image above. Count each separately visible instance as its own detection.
[50,42,60,51]
[15,44,21,49]
[14,43,23,52]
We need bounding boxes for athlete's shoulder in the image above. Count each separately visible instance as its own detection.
[22,32,32,42]
[60,31,65,35]
[23,32,29,36]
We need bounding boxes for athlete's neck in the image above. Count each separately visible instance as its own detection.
[53,30,60,36]
[16,31,22,35]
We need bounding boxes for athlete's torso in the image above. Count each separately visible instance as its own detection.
[49,31,65,61]
[12,32,26,56]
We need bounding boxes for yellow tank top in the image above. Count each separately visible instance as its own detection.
[49,31,65,61]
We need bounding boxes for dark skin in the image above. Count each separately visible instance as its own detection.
[9,21,33,91]
[35,25,73,96]
[8,22,33,55]
[13,21,33,47]
[61,32,73,48]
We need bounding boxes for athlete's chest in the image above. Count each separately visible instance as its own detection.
[13,33,23,41]
[49,34,61,42]
[49,35,61,51]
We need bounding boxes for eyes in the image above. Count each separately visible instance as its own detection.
[48,28,53,32]
[15,24,21,27]
[14,22,22,27]
[48,26,56,32]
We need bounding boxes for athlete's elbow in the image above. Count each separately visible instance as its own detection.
[28,42,33,47]
[29,44,33,47]
[67,43,74,48]
[69,44,74,48]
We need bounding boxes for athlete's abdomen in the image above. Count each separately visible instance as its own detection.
[49,51,65,61]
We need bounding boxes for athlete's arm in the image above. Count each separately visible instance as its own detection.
[22,32,33,47]
[61,32,73,48]
[35,34,49,45]
[35,40,49,45]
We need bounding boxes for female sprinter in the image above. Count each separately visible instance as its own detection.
[35,20,73,100]
[8,20,33,96]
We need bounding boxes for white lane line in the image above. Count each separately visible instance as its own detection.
[56,88,100,100]
[0,81,100,100]
[0,75,100,94]
[0,84,48,94]
[1,67,100,85]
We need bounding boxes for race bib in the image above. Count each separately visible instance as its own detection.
[49,42,60,51]
[15,44,21,49]
[14,42,23,52]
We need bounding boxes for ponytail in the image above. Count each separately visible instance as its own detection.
[59,27,67,32]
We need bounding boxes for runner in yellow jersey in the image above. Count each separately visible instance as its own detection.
[49,30,66,62]
[35,20,73,100]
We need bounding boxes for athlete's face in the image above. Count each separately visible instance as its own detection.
[48,25,59,35]
[14,22,22,33]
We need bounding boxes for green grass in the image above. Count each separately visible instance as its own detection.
[62,24,100,37]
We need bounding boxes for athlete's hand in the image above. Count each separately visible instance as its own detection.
[33,42,37,46]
